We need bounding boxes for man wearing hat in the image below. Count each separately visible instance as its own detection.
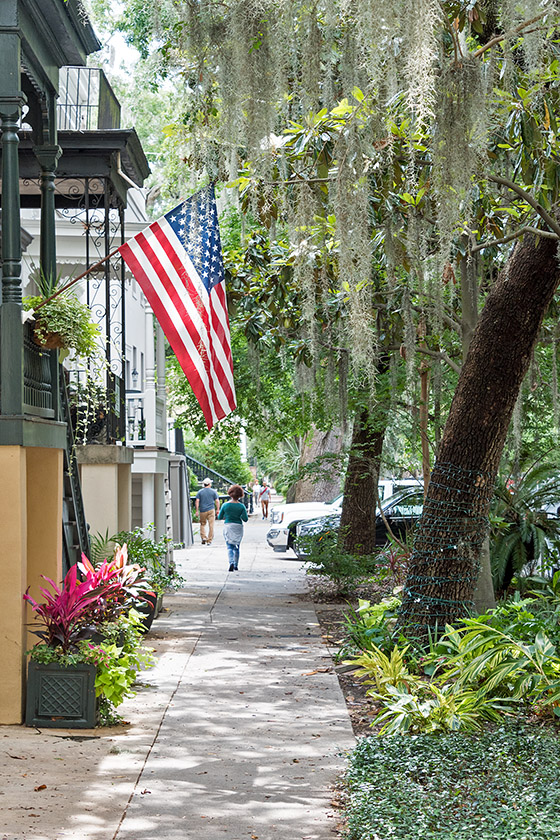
[195,478,220,545]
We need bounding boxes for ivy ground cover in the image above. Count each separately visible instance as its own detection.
[344,725,560,840]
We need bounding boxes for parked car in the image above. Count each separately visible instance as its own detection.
[293,488,424,558]
[266,494,344,552]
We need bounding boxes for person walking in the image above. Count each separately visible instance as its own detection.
[218,484,248,571]
[259,481,271,519]
[253,480,261,509]
[195,478,220,545]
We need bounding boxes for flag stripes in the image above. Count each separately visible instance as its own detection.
[119,187,236,429]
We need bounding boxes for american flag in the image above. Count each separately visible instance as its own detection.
[119,185,236,429]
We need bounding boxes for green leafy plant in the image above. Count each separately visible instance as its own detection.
[490,463,560,593]
[340,593,402,656]
[24,278,100,356]
[81,609,155,724]
[303,535,382,596]
[94,639,154,709]
[373,682,511,734]
[344,726,560,839]
[437,619,560,717]
[348,644,413,697]
[347,641,516,734]
[94,525,184,595]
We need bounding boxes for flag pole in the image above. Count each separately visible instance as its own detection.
[33,247,122,312]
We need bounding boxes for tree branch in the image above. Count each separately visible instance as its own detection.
[472,14,550,59]
[411,303,462,335]
[488,174,560,238]
[417,346,462,375]
[471,225,559,253]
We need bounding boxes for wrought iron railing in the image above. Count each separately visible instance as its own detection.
[67,368,126,444]
[23,323,56,418]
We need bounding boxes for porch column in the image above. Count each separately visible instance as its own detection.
[144,304,157,446]
[0,91,25,416]
[142,472,155,536]
[33,143,62,281]
[155,323,167,446]
[34,142,62,419]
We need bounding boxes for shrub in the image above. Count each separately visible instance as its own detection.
[340,594,402,656]
[344,726,560,839]
[303,536,383,596]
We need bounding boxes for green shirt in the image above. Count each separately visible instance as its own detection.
[218,501,248,524]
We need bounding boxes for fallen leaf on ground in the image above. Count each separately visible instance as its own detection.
[34,785,47,791]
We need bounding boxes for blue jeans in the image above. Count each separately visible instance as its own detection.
[226,541,240,568]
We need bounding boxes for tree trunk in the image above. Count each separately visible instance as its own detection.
[338,406,385,555]
[291,425,345,503]
[398,233,560,638]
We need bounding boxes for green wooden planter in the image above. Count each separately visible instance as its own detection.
[26,661,96,729]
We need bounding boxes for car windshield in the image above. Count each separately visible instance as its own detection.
[379,489,423,512]
[327,494,343,506]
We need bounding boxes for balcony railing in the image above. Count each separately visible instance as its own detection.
[126,394,146,444]
[126,391,167,447]
[57,66,121,131]
[67,368,126,444]
[23,323,56,419]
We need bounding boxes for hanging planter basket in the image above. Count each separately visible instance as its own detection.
[26,660,97,728]
[32,321,66,350]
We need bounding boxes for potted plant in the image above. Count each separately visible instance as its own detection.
[24,546,154,727]
[23,270,100,356]
[91,526,183,629]
[23,564,115,728]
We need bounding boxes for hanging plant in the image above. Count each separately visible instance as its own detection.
[24,269,101,357]
[25,292,101,356]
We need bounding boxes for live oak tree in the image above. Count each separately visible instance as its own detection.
[92,0,560,632]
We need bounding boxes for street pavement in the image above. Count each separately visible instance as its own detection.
[0,512,355,840]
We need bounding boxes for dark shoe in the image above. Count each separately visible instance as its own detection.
[233,566,239,571]
[229,564,235,572]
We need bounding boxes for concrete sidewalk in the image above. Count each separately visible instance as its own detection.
[0,518,355,840]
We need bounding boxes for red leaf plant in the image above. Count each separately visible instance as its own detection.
[78,544,153,624]
[23,564,120,654]
[24,545,155,654]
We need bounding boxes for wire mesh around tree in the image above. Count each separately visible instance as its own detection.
[399,461,494,638]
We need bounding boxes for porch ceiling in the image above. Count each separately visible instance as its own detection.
[0,129,150,208]
[1,0,100,101]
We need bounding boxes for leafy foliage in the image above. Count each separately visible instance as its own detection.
[434,619,560,717]
[25,293,101,357]
[340,595,402,657]
[111,526,184,594]
[303,535,383,597]
[24,565,118,653]
[490,462,560,592]
[344,726,560,839]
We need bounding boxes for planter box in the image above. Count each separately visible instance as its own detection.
[136,590,157,632]
[155,592,164,619]
[26,661,96,729]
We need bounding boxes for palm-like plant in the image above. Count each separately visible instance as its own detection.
[490,462,560,594]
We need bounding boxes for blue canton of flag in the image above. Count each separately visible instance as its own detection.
[166,191,225,294]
